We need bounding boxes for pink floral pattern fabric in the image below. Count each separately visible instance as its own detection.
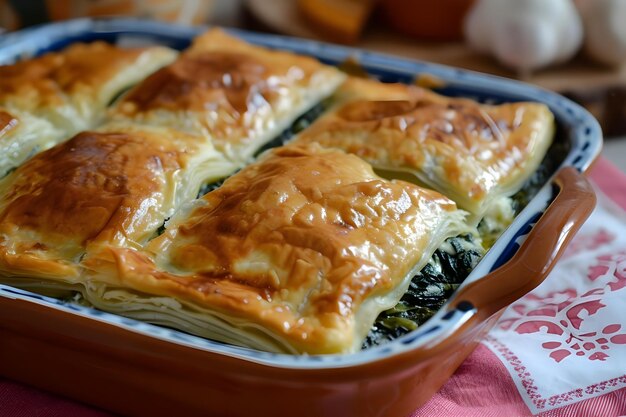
[484,188,626,414]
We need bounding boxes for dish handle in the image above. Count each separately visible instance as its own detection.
[451,166,596,320]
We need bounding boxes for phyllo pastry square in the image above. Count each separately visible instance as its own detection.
[292,77,555,220]
[87,145,468,354]
[0,124,233,281]
[110,29,346,164]
[0,41,177,165]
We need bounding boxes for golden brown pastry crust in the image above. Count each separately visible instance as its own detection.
[112,29,346,163]
[120,52,268,115]
[293,77,555,215]
[0,125,228,280]
[93,145,467,354]
[0,41,173,110]
[0,41,177,175]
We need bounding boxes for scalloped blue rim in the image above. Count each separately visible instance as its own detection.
[0,18,602,369]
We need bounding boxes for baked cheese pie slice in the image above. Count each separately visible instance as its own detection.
[0,124,232,281]
[110,29,346,164]
[292,77,555,221]
[0,41,177,172]
[85,145,468,354]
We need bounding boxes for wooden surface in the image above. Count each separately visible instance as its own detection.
[245,0,626,93]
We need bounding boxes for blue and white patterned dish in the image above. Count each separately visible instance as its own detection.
[0,18,602,369]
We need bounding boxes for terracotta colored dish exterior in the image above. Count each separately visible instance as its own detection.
[0,19,601,417]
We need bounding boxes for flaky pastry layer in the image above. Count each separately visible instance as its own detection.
[110,29,346,164]
[0,108,63,177]
[292,77,555,218]
[83,145,468,354]
[0,41,177,162]
[0,124,233,280]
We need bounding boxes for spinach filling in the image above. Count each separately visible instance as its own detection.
[363,138,567,349]
[363,234,484,348]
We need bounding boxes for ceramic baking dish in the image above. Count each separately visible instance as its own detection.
[0,19,601,417]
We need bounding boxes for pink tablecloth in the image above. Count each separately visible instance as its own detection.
[415,157,626,417]
[1,157,625,417]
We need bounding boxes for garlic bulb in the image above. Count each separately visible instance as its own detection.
[580,0,626,66]
[464,0,584,74]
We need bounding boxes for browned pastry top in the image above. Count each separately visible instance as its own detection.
[98,144,466,353]
[294,77,555,213]
[0,130,186,261]
[122,52,269,115]
[0,42,146,106]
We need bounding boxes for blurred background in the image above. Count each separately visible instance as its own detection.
[1,0,625,170]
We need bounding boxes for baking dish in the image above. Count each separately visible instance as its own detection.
[0,18,600,417]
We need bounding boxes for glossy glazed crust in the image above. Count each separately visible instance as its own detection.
[91,145,467,354]
[293,77,555,215]
[0,125,232,280]
[111,29,346,163]
[0,41,177,135]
